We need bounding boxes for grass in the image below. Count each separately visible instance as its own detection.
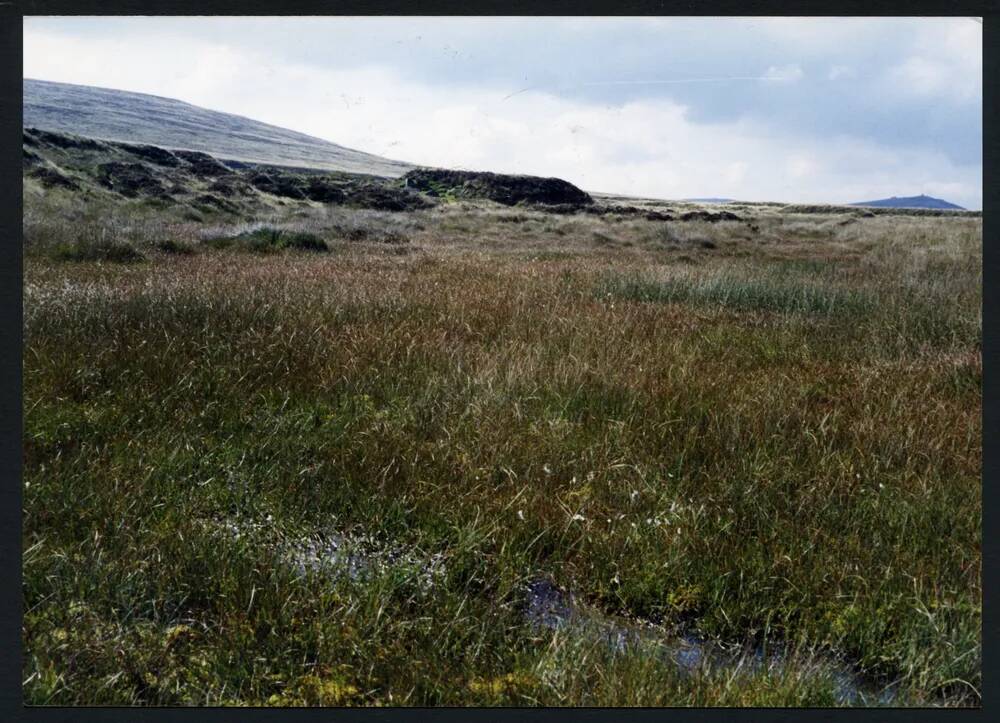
[597,271,876,318]
[52,229,145,263]
[204,226,329,253]
[22,194,981,706]
[156,239,196,256]
[25,79,414,178]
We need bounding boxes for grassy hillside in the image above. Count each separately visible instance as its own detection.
[22,141,981,706]
[24,78,415,177]
[22,127,434,220]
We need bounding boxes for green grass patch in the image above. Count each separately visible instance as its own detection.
[54,237,144,263]
[598,272,876,318]
[204,227,329,253]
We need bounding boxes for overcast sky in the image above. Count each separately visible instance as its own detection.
[24,16,982,208]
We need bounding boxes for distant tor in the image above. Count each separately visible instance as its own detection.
[849,194,965,210]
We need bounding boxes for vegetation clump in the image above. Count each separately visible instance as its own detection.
[403,168,594,207]
[248,171,307,200]
[305,177,347,203]
[156,239,196,255]
[279,230,329,251]
[193,194,240,215]
[27,164,80,190]
[55,236,144,263]
[174,150,234,178]
[111,142,181,167]
[97,162,169,199]
[345,184,434,211]
[679,210,741,223]
[206,226,330,253]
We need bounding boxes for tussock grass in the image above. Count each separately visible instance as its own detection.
[51,226,146,263]
[156,239,196,256]
[55,238,144,263]
[598,271,875,318]
[22,196,981,706]
[204,226,329,253]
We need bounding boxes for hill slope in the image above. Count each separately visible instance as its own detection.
[23,78,415,177]
[22,127,602,220]
[849,194,965,210]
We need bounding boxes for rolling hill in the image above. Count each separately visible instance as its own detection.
[849,194,965,210]
[23,78,415,177]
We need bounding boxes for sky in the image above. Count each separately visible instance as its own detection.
[23,17,983,208]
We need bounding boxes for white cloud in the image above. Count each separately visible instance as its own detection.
[23,27,982,209]
[888,57,953,98]
[828,65,855,81]
[763,64,804,83]
[786,155,819,180]
[753,18,899,54]
[884,19,981,102]
[886,55,981,104]
[724,161,748,186]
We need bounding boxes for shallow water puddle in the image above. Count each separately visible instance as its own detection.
[525,577,898,705]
